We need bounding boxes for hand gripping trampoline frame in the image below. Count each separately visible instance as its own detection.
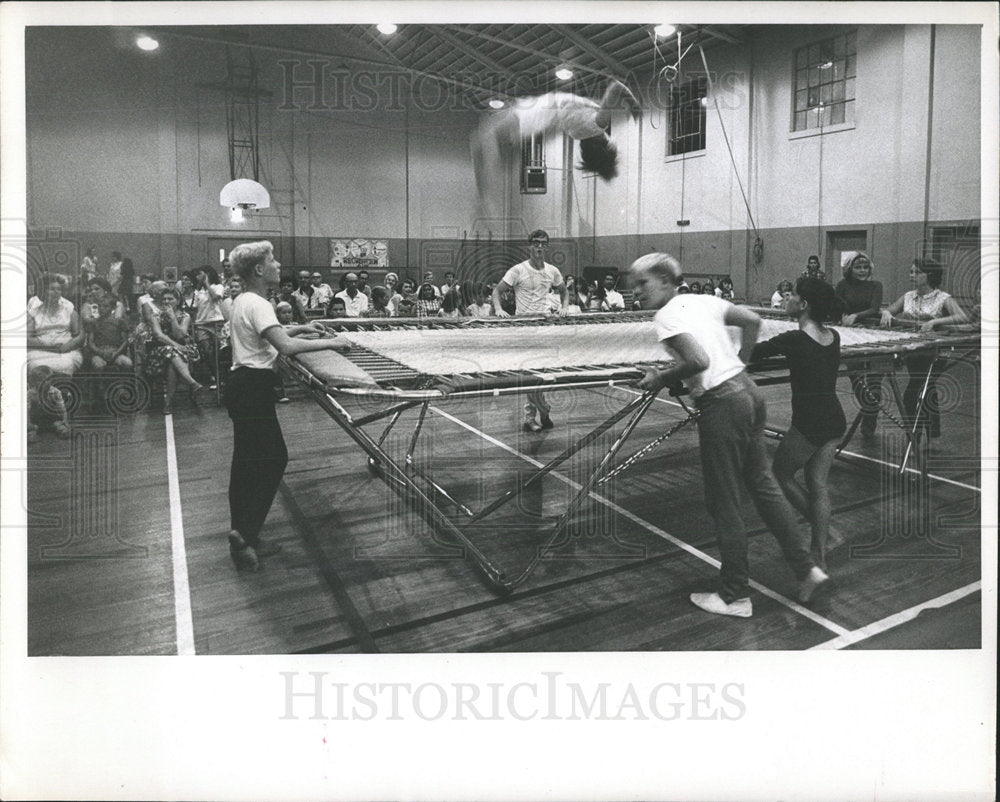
[284,312,981,594]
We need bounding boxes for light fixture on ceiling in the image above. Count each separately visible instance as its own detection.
[819,60,834,69]
[220,178,270,225]
[555,67,574,81]
[654,24,676,38]
[488,99,505,109]
[376,23,398,35]
[136,35,159,51]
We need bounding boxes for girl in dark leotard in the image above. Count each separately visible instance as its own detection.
[751,277,847,571]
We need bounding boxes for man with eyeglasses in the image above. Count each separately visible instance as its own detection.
[492,229,569,432]
[309,271,335,311]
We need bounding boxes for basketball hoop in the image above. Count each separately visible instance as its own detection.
[220,178,270,223]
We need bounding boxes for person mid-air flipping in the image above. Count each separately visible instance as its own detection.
[472,79,640,215]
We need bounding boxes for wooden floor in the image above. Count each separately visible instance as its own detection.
[27,357,983,654]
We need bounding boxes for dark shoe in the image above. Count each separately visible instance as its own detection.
[228,531,260,572]
[539,415,554,429]
[255,540,283,558]
[188,383,206,406]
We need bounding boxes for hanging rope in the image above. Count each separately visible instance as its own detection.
[698,44,761,248]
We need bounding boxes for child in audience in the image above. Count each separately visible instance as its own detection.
[27,365,70,442]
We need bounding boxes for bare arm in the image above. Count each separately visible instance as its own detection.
[880,295,907,326]
[492,279,513,318]
[919,297,969,332]
[724,303,762,363]
[638,333,710,392]
[263,325,351,357]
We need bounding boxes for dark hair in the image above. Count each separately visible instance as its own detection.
[418,282,437,300]
[578,135,618,181]
[795,276,845,323]
[199,265,220,285]
[689,281,701,293]
[913,257,944,288]
[371,286,389,305]
[279,274,295,287]
[87,277,112,294]
[528,229,549,244]
[111,251,122,260]
[719,276,733,289]
[442,287,461,314]
[807,254,820,264]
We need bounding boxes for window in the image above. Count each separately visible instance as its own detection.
[667,76,707,156]
[793,31,856,131]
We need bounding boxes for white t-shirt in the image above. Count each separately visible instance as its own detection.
[194,284,226,324]
[653,294,745,399]
[602,289,625,311]
[335,289,370,317]
[514,92,606,140]
[230,291,280,370]
[502,260,564,315]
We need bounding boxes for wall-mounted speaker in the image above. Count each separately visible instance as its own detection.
[522,166,547,194]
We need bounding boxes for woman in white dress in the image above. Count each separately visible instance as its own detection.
[27,276,85,375]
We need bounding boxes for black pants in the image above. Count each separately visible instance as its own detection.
[226,367,288,547]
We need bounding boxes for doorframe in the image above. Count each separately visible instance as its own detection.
[824,224,874,278]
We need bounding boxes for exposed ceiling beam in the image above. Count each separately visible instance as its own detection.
[428,26,514,78]
[552,25,632,82]
[443,24,615,82]
[151,27,514,103]
[700,25,743,46]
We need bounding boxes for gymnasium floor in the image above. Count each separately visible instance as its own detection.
[26,356,982,655]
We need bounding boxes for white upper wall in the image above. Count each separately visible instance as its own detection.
[25,25,981,239]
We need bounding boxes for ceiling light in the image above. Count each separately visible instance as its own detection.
[654,24,676,38]
[488,99,505,109]
[555,67,574,81]
[819,60,833,69]
[376,23,398,35]
[136,35,159,51]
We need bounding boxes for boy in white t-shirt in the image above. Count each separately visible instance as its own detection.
[491,229,568,432]
[629,252,828,617]
[225,241,351,572]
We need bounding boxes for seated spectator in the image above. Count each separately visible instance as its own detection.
[309,271,335,310]
[395,277,418,317]
[27,276,85,376]
[702,280,717,296]
[334,272,370,317]
[771,279,794,308]
[138,285,206,415]
[415,282,442,318]
[357,270,373,297]
[328,298,348,318]
[600,273,626,311]
[26,365,71,442]
[572,276,592,310]
[292,270,315,312]
[440,270,460,299]
[136,275,158,317]
[383,272,403,314]
[271,275,307,324]
[836,252,882,326]
[677,282,691,295]
[718,276,735,301]
[802,254,827,282]
[422,271,442,298]
[688,280,702,295]
[368,286,393,317]
[438,287,463,319]
[465,283,493,317]
[84,279,132,372]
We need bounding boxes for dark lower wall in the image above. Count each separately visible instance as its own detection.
[26,219,981,309]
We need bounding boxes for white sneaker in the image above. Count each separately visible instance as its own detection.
[689,592,753,618]
[798,566,829,602]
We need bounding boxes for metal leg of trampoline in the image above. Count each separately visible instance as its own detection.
[467,390,657,525]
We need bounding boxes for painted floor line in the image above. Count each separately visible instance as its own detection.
[808,581,981,650]
[613,385,981,493]
[429,406,851,637]
[164,414,196,656]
